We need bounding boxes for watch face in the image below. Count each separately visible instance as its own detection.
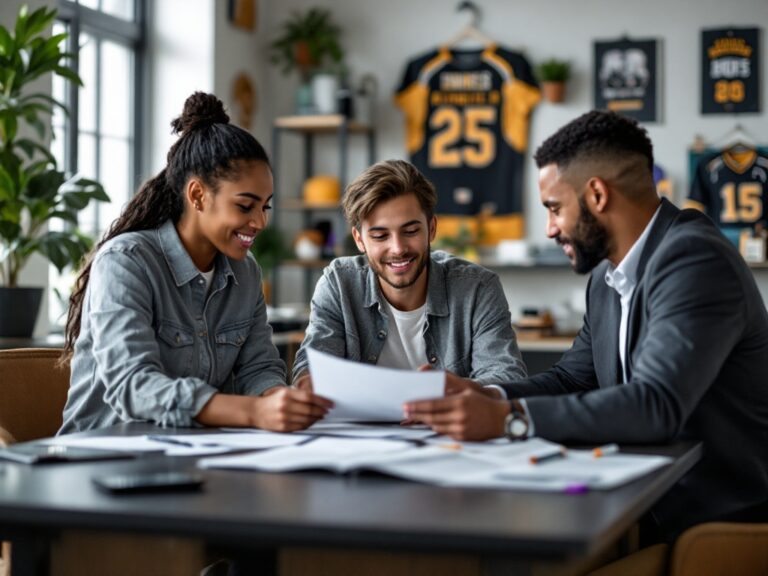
[511,418,528,437]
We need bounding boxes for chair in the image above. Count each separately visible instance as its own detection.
[0,348,69,576]
[0,348,70,443]
[588,522,768,576]
[0,348,207,576]
[669,522,768,576]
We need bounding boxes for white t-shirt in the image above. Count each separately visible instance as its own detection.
[376,299,428,370]
[199,267,215,294]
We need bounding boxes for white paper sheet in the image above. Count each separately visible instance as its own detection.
[368,445,672,491]
[50,435,231,456]
[52,431,308,457]
[199,436,415,472]
[306,347,445,421]
[144,432,309,450]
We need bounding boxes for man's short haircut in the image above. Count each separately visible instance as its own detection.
[343,159,437,229]
[534,110,654,173]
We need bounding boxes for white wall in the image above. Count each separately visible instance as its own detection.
[213,0,270,146]
[147,0,216,174]
[147,0,271,176]
[258,0,768,313]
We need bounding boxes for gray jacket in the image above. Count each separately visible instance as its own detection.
[293,251,526,384]
[60,220,285,434]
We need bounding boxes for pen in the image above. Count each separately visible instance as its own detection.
[592,443,619,458]
[146,435,196,448]
[529,447,567,465]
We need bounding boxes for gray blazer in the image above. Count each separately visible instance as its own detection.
[502,199,768,534]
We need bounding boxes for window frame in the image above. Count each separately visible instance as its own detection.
[55,0,147,232]
[49,0,147,331]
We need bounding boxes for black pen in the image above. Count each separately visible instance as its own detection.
[529,447,567,465]
[146,435,196,448]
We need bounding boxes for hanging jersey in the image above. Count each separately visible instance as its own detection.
[686,148,768,245]
[394,45,540,242]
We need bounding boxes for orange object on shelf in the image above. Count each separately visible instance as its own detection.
[302,175,340,205]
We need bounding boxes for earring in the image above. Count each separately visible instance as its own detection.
[194,201,202,211]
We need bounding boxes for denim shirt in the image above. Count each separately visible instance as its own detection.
[293,251,527,384]
[59,220,285,434]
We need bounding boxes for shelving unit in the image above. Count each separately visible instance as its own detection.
[271,114,376,306]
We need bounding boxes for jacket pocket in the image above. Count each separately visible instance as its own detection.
[214,318,252,384]
[156,320,196,377]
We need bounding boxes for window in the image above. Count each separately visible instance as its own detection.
[49,0,145,330]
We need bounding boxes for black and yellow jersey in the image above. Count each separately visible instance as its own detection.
[685,147,768,244]
[394,44,540,242]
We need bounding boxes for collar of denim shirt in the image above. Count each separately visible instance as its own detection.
[157,220,236,288]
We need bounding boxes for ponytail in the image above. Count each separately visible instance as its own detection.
[61,169,182,362]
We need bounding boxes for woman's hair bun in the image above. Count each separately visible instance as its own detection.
[171,92,230,135]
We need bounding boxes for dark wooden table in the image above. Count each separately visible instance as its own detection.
[0,424,701,576]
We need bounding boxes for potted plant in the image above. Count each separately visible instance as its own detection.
[249,225,289,305]
[0,5,109,337]
[269,7,344,114]
[537,58,571,103]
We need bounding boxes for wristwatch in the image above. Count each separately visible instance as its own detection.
[504,399,529,441]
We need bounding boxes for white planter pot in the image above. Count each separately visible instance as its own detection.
[311,74,338,115]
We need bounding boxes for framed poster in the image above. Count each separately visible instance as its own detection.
[594,38,658,122]
[701,28,760,114]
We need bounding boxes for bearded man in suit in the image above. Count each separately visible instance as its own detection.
[406,110,768,539]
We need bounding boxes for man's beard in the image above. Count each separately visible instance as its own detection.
[559,197,610,274]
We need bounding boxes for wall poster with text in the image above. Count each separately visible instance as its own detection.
[594,38,658,122]
[701,28,760,114]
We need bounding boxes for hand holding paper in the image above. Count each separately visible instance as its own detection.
[307,348,445,421]
[404,389,510,441]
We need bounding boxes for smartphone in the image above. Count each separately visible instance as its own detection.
[92,471,205,494]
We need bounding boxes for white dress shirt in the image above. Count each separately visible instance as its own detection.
[604,205,661,383]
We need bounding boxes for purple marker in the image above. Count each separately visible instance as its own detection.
[564,483,589,494]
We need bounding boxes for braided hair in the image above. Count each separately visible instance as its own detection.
[61,92,270,362]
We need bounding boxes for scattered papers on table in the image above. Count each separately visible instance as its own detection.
[199,434,672,491]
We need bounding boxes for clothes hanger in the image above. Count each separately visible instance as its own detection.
[712,123,758,154]
[445,1,494,49]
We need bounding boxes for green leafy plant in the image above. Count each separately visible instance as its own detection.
[270,7,343,80]
[249,225,289,276]
[536,58,571,83]
[0,5,109,287]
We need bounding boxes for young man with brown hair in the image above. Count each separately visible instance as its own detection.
[292,159,526,389]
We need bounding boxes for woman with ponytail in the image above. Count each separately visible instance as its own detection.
[59,92,332,433]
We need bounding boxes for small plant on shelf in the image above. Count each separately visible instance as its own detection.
[270,7,344,81]
[536,58,571,103]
